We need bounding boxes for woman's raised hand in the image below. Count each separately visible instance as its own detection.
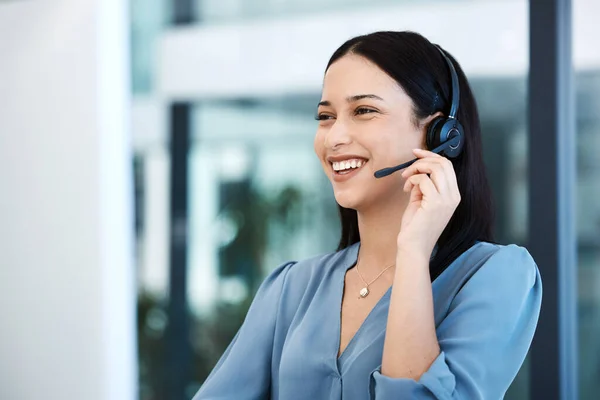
[397,148,461,258]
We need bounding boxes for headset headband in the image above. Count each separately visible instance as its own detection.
[435,45,460,120]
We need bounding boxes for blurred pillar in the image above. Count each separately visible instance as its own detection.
[164,103,193,400]
[529,0,578,399]
[164,2,196,399]
[0,1,137,400]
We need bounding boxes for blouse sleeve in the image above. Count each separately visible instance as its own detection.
[368,244,543,400]
[192,260,296,400]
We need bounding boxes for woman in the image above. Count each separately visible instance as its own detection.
[193,31,542,400]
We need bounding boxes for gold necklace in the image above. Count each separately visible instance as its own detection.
[355,258,395,299]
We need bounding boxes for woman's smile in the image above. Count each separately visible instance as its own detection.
[327,155,369,182]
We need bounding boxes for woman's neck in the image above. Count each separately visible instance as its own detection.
[355,194,409,275]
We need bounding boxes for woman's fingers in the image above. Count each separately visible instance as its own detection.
[401,159,449,194]
[412,148,443,158]
[400,150,460,204]
[403,174,438,200]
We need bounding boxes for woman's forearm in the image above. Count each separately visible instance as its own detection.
[380,248,440,380]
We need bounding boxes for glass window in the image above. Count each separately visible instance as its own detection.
[575,1,600,399]
[130,0,170,94]
[194,0,404,24]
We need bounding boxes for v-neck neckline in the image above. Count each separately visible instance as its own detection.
[332,242,440,376]
[334,242,393,374]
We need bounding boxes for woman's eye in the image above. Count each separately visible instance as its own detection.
[314,108,375,120]
[315,114,334,121]
[355,107,376,115]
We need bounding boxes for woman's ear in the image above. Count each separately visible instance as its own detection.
[420,111,445,129]
[419,111,445,147]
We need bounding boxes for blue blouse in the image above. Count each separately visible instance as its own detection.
[192,241,542,399]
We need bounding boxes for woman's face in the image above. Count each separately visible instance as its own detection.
[314,54,428,211]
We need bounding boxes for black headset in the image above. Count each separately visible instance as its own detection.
[374,45,465,178]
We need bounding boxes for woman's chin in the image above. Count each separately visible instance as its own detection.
[333,185,401,212]
[334,193,365,211]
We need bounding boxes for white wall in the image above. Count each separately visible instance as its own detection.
[0,1,136,399]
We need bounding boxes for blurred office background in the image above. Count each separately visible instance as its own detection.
[1,0,598,399]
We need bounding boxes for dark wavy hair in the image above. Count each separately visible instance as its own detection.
[325,31,495,281]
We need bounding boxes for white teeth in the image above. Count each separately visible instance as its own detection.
[331,158,367,172]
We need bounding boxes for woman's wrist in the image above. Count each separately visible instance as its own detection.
[395,244,431,269]
[397,237,434,259]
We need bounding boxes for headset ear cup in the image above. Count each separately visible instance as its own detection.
[439,119,465,158]
[426,116,446,150]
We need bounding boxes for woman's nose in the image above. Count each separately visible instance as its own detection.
[323,121,352,150]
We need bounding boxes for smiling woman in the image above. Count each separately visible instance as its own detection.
[315,33,494,281]
[192,30,542,400]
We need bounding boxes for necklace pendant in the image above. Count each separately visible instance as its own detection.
[359,287,369,298]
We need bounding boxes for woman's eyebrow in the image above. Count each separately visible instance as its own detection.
[317,94,384,107]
